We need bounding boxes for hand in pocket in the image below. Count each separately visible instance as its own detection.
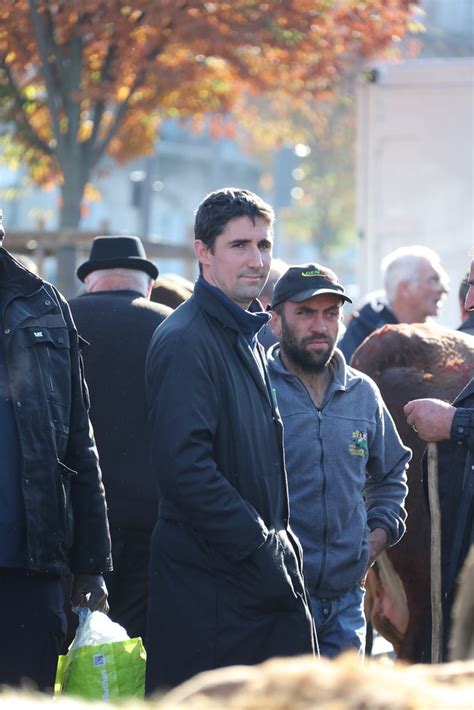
[247,531,298,611]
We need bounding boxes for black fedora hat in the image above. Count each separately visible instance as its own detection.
[77,235,158,282]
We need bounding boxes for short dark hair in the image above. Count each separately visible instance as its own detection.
[194,187,274,252]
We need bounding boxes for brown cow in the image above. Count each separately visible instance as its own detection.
[351,323,474,663]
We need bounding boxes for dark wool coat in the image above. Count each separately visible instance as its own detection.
[69,290,171,532]
[0,248,111,576]
[145,280,315,692]
[458,313,474,336]
[339,298,399,362]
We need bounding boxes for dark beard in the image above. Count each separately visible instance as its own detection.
[280,319,335,374]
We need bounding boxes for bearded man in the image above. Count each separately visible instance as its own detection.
[267,263,410,657]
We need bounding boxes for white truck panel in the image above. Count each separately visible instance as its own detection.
[356,58,474,327]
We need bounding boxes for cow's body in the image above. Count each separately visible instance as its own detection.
[351,323,474,662]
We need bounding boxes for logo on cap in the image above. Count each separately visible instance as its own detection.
[301,268,335,281]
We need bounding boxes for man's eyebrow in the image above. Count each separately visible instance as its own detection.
[295,304,340,313]
[228,238,251,245]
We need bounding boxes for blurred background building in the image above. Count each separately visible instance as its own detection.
[354,0,473,328]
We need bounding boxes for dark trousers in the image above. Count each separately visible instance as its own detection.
[0,568,66,692]
[104,527,151,644]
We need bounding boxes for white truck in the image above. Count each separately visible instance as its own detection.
[355,57,473,327]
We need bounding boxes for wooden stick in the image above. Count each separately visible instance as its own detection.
[427,442,443,663]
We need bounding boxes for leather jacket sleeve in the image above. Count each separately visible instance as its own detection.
[451,408,474,452]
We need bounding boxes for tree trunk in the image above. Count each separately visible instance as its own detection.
[59,164,87,229]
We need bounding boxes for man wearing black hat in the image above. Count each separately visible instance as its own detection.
[69,236,171,642]
[267,263,411,657]
[0,211,111,691]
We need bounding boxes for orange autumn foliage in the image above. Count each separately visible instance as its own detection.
[0,0,418,226]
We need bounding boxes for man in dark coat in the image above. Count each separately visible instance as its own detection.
[69,236,171,642]
[404,256,474,659]
[145,188,316,693]
[0,211,111,691]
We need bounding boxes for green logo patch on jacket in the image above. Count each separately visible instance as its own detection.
[349,429,368,456]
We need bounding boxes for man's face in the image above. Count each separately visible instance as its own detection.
[271,293,343,373]
[195,215,272,308]
[408,260,448,320]
[465,259,474,312]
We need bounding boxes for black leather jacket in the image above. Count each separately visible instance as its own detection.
[0,248,112,576]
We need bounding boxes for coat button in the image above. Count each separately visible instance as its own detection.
[4,328,10,334]
[16,401,22,408]
[57,336,64,344]
[44,299,51,306]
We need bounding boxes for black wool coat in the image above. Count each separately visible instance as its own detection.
[145,280,315,692]
[69,290,171,533]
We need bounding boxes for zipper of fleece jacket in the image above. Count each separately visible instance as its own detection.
[312,379,348,592]
[314,408,328,590]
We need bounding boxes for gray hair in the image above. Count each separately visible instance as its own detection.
[84,267,153,296]
[381,246,446,302]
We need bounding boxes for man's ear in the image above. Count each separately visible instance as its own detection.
[397,279,411,299]
[194,239,210,266]
[145,277,154,300]
[269,309,282,338]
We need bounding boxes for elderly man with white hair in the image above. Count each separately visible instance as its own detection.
[339,245,449,362]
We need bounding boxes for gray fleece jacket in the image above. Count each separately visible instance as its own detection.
[267,345,410,599]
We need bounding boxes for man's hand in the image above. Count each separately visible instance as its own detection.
[71,573,109,613]
[404,398,455,442]
[358,528,389,588]
[368,528,389,568]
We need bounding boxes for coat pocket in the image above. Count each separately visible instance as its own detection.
[242,530,300,612]
[25,325,70,402]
